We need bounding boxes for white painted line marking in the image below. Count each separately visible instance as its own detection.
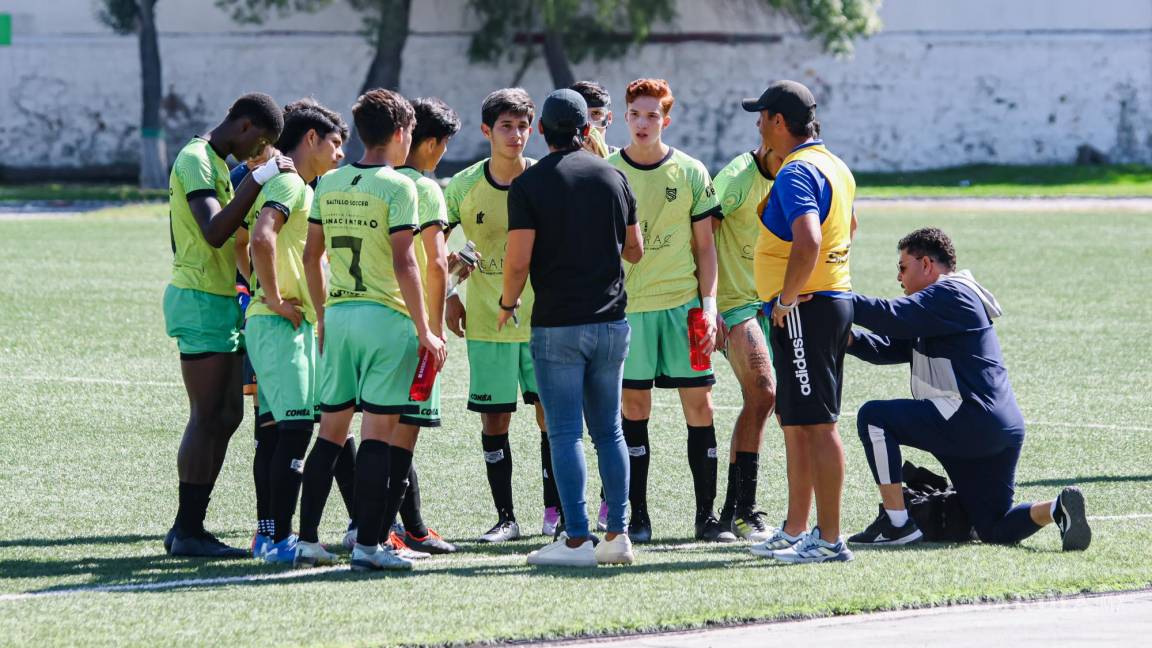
[1088,514,1152,521]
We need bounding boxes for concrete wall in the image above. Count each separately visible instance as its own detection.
[1,0,1150,176]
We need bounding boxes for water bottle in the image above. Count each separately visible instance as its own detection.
[447,240,480,292]
[687,307,712,371]
[409,346,439,402]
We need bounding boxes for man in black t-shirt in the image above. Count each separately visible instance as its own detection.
[499,89,644,568]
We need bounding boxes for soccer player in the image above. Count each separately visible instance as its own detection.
[744,80,857,564]
[389,97,462,555]
[162,92,292,558]
[233,99,348,563]
[569,80,617,158]
[298,88,446,572]
[712,144,783,541]
[607,79,728,543]
[444,88,558,542]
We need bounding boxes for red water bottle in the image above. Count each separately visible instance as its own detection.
[687,307,712,371]
[409,346,439,402]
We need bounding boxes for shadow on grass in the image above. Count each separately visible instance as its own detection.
[1017,474,1152,487]
[0,534,162,549]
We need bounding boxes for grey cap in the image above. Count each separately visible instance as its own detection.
[540,89,589,132]
[741,80,817,122]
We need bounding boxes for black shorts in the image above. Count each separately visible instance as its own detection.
[768,294,852,426]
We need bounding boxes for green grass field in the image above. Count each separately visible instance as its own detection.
[0,203,1150,647]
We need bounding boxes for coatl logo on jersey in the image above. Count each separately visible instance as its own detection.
[665,187,678,202]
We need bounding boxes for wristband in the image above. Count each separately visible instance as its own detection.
[775,296,797,312]
[252,157,281,185]
[701,296,717,315]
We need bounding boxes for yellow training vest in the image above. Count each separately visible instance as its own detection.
[754,144,854,301]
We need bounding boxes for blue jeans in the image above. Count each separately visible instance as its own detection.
[530,319,631,537]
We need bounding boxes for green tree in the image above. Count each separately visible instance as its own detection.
[96,0,166,189]
[763,0,883,56]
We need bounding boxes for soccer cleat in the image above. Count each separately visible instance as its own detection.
[164,527,177,554]
[596,500,609,532]
[848,505,924,545]
[251,533,274,559]
[1054,486,1092,551]
[771,527,854,564]
[749,523,804,558]
[479,520,522,543]
[695,512,738,543]
[294,540,339,567]
[387,530,431,560]
[405,529,458,555]
[526,535,597,567]
[262,536,299,564]
[628,511,653,544]
[542,507,561,537]
[170,530,250,559]
[731,509,773,542]
[594,534,635,565]
[350,544,413,572]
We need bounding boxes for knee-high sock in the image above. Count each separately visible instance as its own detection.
[734,451,759,510]
[382,447,415,539]
[540,430,560,509]
[353,440,390,547]
[622,418,650,515]
[298,437,343,544]
[252,423,278,536]
[398,464,428,538]
[720,462,739,520]
[333,435,357,519]
[270,425,313,542]
[482,433,515,521]
[174,482,212,536]
[687,425,718,515]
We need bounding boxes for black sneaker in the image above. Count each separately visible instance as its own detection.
[163,526,177,554]
[628,510,652,544]
[170,530,250,558]
[695,512,737,543]
[1054,486,1091,551]
[405,529,458,555]
[478,519,521,543]
[848,504,924,545]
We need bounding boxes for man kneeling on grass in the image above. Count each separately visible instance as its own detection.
[846,227,1091,551]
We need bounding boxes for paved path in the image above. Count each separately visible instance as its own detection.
[546,589,1152,647]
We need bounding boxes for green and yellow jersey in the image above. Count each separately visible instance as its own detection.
[607,147,721,313]
[397,166,449,305]
[168,137,236,296]
[243,173,317,323]
[308,163,420,317]
[714,151,774,314]
[445,159,536,343]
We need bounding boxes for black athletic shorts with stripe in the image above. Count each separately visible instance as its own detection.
[767,294,853,426]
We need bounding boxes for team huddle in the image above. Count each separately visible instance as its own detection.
[161,77,1091,571]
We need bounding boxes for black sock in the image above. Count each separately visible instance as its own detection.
[399,464,428,538]
[734,451,760,511]
[720,462,739,521]
[623,418,650,516]
[687,424,718,515]
[298,437,343,544]
[253,424,278,536]
[270,425,313,542]
[541,430,560,509]
[175,482,212,536]
[482,433,515,521]
[333,435,357,519]
[382,447,414,540]
[353,440,390,547]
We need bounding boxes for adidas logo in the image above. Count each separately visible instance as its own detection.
[484,449,505,464]
[628,446,647,457]
[290,458,305,474]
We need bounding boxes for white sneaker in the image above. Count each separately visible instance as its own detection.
[749,524,804,558]
[771,527,854,564]
[342,525,358,552]
[350,543,413,571]
[294,540,339,567]
[526,537,596,567]
[594,534,635,565]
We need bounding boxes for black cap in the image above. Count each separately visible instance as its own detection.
[741,80,817,122]
[540,89,588,132]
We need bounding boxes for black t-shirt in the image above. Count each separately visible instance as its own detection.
[508,149,637,327]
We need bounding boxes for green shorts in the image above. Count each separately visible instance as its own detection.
[401,375,441,428]
[623,299,715,390]
[466,340,539,413]
[246,315,318,430]
[318,302,419,416]
[163,284,242,358]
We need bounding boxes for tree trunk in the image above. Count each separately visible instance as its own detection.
[344,0,412,163]
[137,0,167,189]
[542,29,575,89]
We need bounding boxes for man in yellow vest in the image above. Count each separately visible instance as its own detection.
[743,80,857,564]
